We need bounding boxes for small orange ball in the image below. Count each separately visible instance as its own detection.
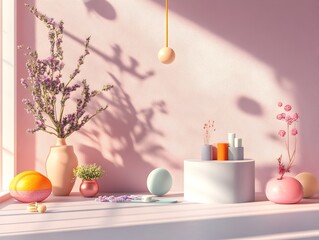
[158,47,175,64]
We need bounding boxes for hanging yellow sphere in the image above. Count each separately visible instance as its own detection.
[158,47,175,64]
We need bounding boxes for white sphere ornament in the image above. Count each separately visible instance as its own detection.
[295,172,319,198]
[158,47,175,64]
[147,168,172,196]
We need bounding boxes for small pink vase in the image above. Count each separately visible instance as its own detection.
[265,177,303,204]
[79,180,99,197]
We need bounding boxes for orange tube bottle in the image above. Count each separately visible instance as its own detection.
[217,143,228,161]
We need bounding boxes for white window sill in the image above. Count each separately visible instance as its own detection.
[1,193,319,240]
[0,191,11,202]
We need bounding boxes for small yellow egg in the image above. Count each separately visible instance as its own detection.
[295,172,319,198]
[37,204,47,213]
[158,47,175,64]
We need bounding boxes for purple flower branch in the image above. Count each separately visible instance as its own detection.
[20,5,113,138]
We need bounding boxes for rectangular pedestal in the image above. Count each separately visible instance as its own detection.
[184,159,255,203]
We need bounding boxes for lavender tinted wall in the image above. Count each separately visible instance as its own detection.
[16,0,319,193]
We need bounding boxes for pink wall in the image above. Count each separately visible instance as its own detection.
[0,0,1,129]
[16,0,319,193]
[17,0,36,174]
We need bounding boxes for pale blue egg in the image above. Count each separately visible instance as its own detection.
[147,168,172,196]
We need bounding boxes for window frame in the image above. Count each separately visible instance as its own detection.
[0,0,16,198]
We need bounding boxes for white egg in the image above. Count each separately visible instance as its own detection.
[147,168,172,196]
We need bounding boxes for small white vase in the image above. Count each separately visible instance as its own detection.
[201,144,212,160]
[46,138,78,196]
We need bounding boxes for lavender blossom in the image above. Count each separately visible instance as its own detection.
[20,5,113,138]
[96,195,140,203]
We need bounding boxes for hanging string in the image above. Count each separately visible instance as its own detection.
[158,0,175,64]
[166,0,168,47]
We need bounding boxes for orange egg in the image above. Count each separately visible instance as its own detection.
[9,171,52,203]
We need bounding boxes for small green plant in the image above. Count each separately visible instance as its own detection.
[73,164,105,181]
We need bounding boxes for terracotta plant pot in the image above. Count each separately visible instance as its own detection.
[265,176,303,204]
[80,180,99,197]
[46,138,78,196]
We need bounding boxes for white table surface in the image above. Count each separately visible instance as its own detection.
[1,193,319,240]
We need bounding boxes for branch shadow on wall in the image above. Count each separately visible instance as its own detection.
[77,72,176,193]
[64,31,155,81]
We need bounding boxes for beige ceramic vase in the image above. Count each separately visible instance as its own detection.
[46,138,78,196]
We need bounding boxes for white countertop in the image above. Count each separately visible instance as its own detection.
[1,193,319,240]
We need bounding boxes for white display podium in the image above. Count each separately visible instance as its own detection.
[184,159,255,203]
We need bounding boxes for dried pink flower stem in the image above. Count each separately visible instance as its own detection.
[276,102,299,180]
[203,120,216,145]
